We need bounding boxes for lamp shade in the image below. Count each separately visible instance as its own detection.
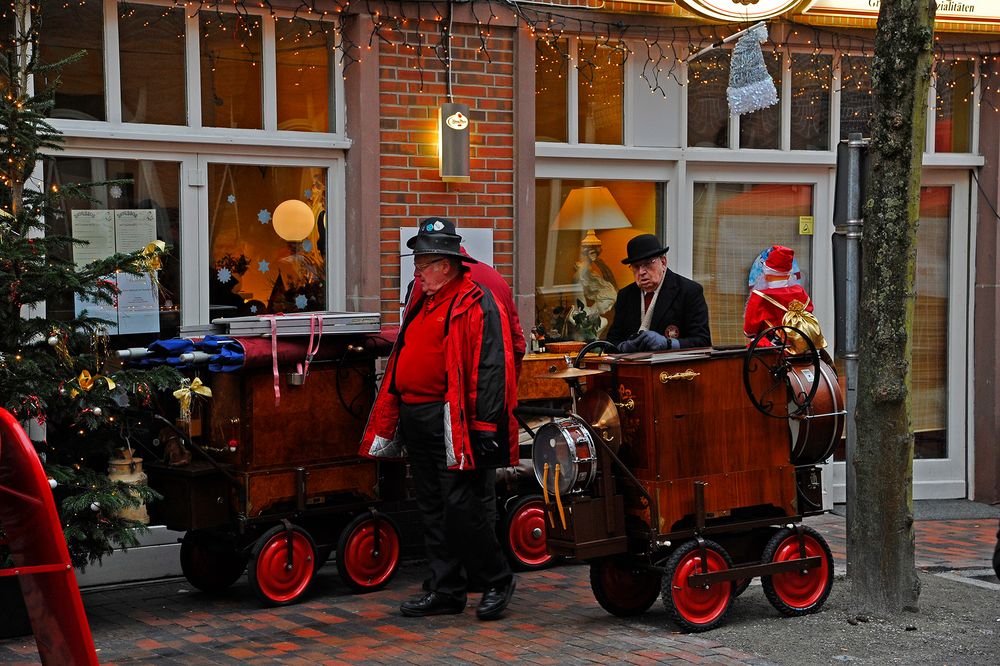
[272,199,314,242]
[439,102,471,182]
[552,186,631,230]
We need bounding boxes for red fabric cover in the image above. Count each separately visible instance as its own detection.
[743,284,813,343]
[765,245,794,273]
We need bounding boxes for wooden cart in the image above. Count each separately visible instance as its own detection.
[531,333,844,631]
[144,334,402,606]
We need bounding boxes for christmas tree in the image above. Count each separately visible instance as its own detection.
[1,3,180,568]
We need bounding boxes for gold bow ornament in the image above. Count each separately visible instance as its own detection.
[173,377,212,422]
[70,369,116,397]
[139,240,166,272]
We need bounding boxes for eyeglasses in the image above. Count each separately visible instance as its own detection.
[414,257,445,273]
[630,258,662,274]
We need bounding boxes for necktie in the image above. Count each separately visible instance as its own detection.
[643,291,654,311]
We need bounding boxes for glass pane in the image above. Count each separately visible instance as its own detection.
[120,3,186,125]
[839,55,873,140]
[208,164,327,316]
[200,12,263,129]
[534,179,661,341]
[276,20,336,132]
[934,60,974,153]
[577,40,624,145]
[44,157,182,340]
[692,182,813,346]
[535,38,568,142]
[739,50,782,149]
[687,50,730,148]
[913,186,950,458]
[791,53,832,150]
[39,0,105,120]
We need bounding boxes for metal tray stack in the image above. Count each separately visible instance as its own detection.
[210,311,381,337]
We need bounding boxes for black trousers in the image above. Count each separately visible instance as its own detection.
[399,401,511,601]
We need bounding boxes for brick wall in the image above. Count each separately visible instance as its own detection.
[377,21,516,324]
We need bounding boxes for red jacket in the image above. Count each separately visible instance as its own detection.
[360,273,518,470]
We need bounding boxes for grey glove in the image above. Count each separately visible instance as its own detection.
[640,330,672,351]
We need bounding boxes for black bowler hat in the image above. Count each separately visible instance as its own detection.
[621,233,669,265]
[403,217,478,263]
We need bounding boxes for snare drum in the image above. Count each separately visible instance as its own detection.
[532,417,598,496]
[787,360,845,465]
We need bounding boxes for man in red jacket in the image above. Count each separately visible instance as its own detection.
[360,217,518,621]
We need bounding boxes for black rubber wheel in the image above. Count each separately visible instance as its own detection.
[248,524,318,606]
[661,539,735,632]
[336,511,401,593]
[760,525,833,616]
[179,530,247,594]
[589,556,661,617]
[503,495,554,571]
[733,577,752,598]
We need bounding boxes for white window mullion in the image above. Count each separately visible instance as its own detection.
[104,0,121,124]
[972,59,981,154]
[927,64,937,154]
[568,38,579,144]
[780,50,791,152]
[186,10,202,129]
[261,13,277,132]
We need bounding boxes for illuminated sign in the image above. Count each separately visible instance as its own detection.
[676,0,814,21]
[806,0,1000,24]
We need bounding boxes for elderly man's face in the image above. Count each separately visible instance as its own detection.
[414,254,454,295]
[630,255,667,293]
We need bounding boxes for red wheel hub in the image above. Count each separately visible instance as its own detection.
[769,534,830,609]
[670,548,731,625]
[255,531,315,604]
[342,519,400,588]
[508,500,551,567]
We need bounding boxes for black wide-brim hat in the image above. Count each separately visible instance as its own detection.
[402,217,478,263]
[621,233,669,265]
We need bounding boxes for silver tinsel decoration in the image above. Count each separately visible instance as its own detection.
[727,23,778,116]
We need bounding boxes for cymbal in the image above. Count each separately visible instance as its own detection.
[537,367,607,380]
[576,390,622,454]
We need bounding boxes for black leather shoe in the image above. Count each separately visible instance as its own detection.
[400,591,466,617]
[476,577,516,620]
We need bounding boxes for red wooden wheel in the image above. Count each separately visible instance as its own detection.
[503,496,553,571]
[589,556,661,617]
[248,524,317,606]
[336,512,401,592]
[661,540,734,632]
[761,526,833,616]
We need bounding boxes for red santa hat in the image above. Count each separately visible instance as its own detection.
[764,245,794,275]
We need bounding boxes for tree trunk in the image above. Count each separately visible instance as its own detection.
[849,0,936,616]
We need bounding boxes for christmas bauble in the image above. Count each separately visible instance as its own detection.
[93,406,102,416]
[48,335,59,346]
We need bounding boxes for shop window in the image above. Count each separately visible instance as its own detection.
[791,53,832,150]
[200,12,263,129]
[534,179,661,342]
[739,50,782,150]
[934,60,974,153]
[687,50,730,148]
[276,20,337,132]
[44,157,182,342]
[535,38,568,142]
[692,182,813,346]
[38,0,105,121]
[577,39,624,145]
[119,3,186,125]
[912,186,950,458]
[208,164,326,317]
[839,55,873,140]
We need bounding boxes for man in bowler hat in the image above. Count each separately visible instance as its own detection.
[606,234,711,352]
[360,217,518,620]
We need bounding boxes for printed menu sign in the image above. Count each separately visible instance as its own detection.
[72,209,160,335]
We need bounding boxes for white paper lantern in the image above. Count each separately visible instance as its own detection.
[272,199,315,242]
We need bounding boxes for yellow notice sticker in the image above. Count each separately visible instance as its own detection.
[799,216,815,235]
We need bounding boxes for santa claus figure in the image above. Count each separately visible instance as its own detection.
[744,245,826,352]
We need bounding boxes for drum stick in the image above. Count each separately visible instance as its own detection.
[554,464,567,530]
[542,463,555,528]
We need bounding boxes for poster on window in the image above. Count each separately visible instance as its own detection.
[72,209,160,335]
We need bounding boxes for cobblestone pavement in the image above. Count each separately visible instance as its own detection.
[0,512,996,665]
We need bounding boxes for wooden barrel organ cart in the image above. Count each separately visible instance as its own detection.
[530,327,845,631]
[137,314,403,607]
